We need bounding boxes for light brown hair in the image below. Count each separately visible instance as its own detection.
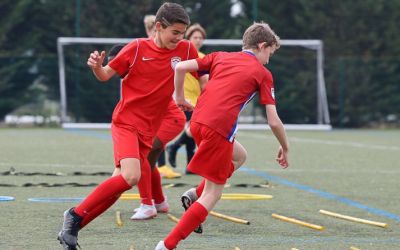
[155,2,190,28]
[242,22,280,50]
[186,23,206,39]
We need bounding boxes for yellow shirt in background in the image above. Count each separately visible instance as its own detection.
[184,51,205,106]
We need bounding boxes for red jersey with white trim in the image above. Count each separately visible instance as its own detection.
[192,51,276,141]
[109,38,198,136]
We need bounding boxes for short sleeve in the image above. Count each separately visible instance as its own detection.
[108,39,139,77]
[258,69,276,105]
[196,52,218,72]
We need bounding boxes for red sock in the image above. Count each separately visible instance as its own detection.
[196,179,205,197]
[137,159,153,205]
[80,194,120,229]
[164,202,208,249]
[74,174,131,217]
[151,167,165,204]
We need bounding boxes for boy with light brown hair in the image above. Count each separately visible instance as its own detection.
[156,22,289,250]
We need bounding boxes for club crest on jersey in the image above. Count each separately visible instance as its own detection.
[271,88,275,99]
[171,56,181,70]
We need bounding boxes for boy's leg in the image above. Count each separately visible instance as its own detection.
[132,159,157,220]
[80,194,121,229]
[163,180,224,249]
[74,158,139,217]
[148,138,167,204]
[157,150,166,166]
[182,140,246,204]
[58,158,139,248]
[184,136,196,174]
[232,140,247,170]
[136,159,154,206]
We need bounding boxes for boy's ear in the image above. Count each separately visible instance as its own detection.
[155,21,163,31]
[257,42,267,50]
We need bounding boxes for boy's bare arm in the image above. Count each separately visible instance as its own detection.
[174,59,199,111]
[199,74,209,91]
[265,105,289,168]
[87,50,116,82]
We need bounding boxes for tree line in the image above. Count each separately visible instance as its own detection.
[1,0,399,127]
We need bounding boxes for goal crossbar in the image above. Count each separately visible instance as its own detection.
[57,37,331,130]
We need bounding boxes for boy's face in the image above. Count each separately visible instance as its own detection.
[156,22,187,49]
[259,44,276,65]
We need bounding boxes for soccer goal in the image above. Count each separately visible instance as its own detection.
[57,37,331,130]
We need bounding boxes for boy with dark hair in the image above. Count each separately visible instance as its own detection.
[57,3,198,249]
[167,23,207,174]
[155,22,289,250]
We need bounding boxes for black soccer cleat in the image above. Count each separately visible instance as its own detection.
[57,208,82,250]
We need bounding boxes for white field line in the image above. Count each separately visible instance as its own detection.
[257,168,400,174]
[240,133,400,151]
[0,162,111,168]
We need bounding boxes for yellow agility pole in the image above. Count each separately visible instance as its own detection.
[119,193,272,201]
[319,209,388,228]
[116,210,123,227]
[210,211,250,225]
[163,183,175,189]
[271,213,324,231]
[220,193,273,200]
[167,213,180,224]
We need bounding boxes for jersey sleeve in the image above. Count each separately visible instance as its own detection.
[108,39,139,77]
[258,69,276,105]
[196,52,218,73]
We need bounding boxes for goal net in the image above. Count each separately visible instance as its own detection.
[57,37,331,130]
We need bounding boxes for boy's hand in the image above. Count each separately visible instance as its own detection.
[87,50,106,70]
[276,146,289,168]
[175,97,194,112]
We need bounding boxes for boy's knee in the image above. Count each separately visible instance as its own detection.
[233,148,247,169]
[121,173,140,186]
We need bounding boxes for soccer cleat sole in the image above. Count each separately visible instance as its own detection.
[181,196,203,234]
[57,234,78,250]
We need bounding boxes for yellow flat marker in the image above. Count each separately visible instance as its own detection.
[167,213,180,223]
[234,247,241,250]
[129,245,135,250]
[350,247,360,250]
[220,193,273,200]
[291,248,300,250]
[116,210,123,227]
[210,211,250,225]
[319,209,388,228]
[119,193,140,200]
[272,213,324,231]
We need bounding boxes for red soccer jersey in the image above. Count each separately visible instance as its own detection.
[109,38,198,136]
[192,51,276,141]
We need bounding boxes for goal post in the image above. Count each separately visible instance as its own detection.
[57,37,331,130]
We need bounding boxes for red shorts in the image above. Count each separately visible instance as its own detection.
[156,102,186,147]
[187,122,234,184]
[111,123,153,167]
